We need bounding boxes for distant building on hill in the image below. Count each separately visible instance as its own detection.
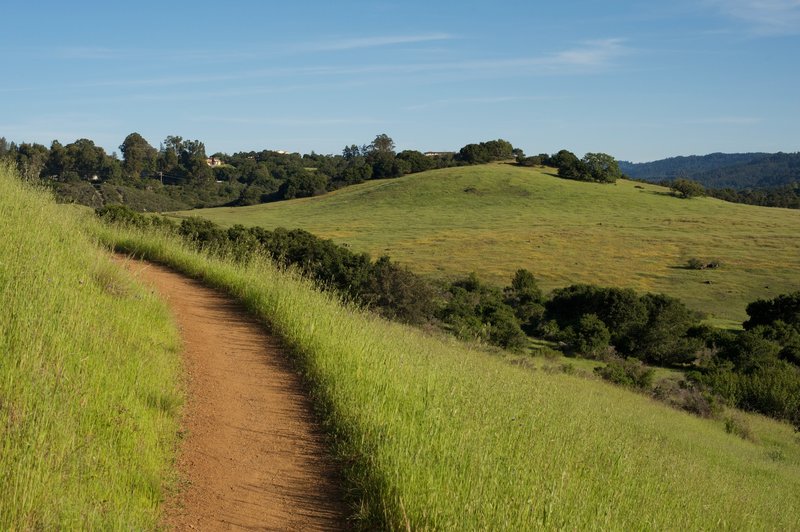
[424,151,454,157]
[206,156,223,167]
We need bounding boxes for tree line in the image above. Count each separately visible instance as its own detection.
[98,206,800,430]
[0,133,525,211]
[0,132,630,211]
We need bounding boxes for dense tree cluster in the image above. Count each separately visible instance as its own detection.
[697,292,800,427]
[0,133,518,211]
[517,149,622,183]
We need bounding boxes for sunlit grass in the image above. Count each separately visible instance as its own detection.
[176,163,800,325]
[0,164,182,529]
[96,220,800,530]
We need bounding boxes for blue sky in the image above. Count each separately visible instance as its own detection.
[1,0,798,161]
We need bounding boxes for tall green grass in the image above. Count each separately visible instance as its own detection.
[0,164,182,529]
[96,220,800,530]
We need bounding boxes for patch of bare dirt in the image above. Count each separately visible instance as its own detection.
[117,256,348,530]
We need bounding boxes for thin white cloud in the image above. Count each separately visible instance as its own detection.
[544,38,629,68]
[11,38,629,96]
[54,33,455,62]
[186,115,380,127]
[404,95,558,111]
[681,116,763,125]
[708,0,800,35]
[295,32,455,52]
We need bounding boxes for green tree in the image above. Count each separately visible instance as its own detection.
[582,152,622,183]
[671,178,705,198]
[119,132,158,179]
[396,150,434,173]
[571,313,611,356]
[15,142,49,181]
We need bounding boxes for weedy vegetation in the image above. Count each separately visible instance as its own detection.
[0,164,182,528]
[93,217,800,530]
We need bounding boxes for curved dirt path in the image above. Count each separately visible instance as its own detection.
[117,257,348,531]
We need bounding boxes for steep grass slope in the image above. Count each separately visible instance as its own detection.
[176,163,800,327]
[97,221,800,530]
[0,165,181,528]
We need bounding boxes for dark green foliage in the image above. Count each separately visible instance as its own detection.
[701,360,800,425]
[397,150,434,173]
[545,285,702,365]
[595,357,655,390]
[568,314,611,356]
[582,153,622,183]
[627,294,704,365]
[456,139,514,164]
[503,269,545,334]
[620,151,800,190]
[119,133,158,179]
[440,273,527,349]
[361,256,435,325]
[551,150,621,183]
[670,178,705,198]
[95,205,176,231]
[277,170,329,199]
[704,183,800,209]
[744,291,800,331]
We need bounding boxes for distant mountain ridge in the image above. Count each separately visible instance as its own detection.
[619,152,800,189]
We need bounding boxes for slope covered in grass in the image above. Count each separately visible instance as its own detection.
[0,164,181,529]
[177,163,800,327]
[97,220,800,530]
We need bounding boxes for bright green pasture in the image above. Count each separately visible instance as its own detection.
[178,163,800,326]
[98,223,800,530]
[0,165,182,529]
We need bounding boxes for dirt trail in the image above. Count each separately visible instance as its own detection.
[117,257,347,531]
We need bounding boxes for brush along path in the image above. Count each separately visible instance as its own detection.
[117,256,347,530]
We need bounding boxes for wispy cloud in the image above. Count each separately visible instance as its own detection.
[543,38,629,69]
[707,0,800,35]
[15,38,630,97]
[54,33,455,62]
[295,32,455,52]
[681,116,763,125]
[186,115,380,127]
[404,95,558,111]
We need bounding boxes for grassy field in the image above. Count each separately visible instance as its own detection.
[97,220,800,530]
[175,163,800,327]
[0,164,182,528]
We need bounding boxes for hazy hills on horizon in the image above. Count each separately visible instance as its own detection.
[618,151,800,190]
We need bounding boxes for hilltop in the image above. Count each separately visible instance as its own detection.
[175,163,800,326]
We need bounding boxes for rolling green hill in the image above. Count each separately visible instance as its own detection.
[174,163,800,327]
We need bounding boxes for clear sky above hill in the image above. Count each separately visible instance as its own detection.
[1,0,798,161]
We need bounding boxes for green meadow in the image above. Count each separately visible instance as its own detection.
[0,164,182,528]
[177,163,800,327]
[97,221,800,530]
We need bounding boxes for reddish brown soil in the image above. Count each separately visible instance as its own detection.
[117,257,348,530]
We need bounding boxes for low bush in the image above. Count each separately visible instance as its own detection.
[595,357,655,391]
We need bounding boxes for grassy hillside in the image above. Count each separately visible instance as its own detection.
[97,220,800,530]
[0,164,182,528]
[176,163,800,327]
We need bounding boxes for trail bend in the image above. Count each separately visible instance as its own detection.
[117,256,348,531]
